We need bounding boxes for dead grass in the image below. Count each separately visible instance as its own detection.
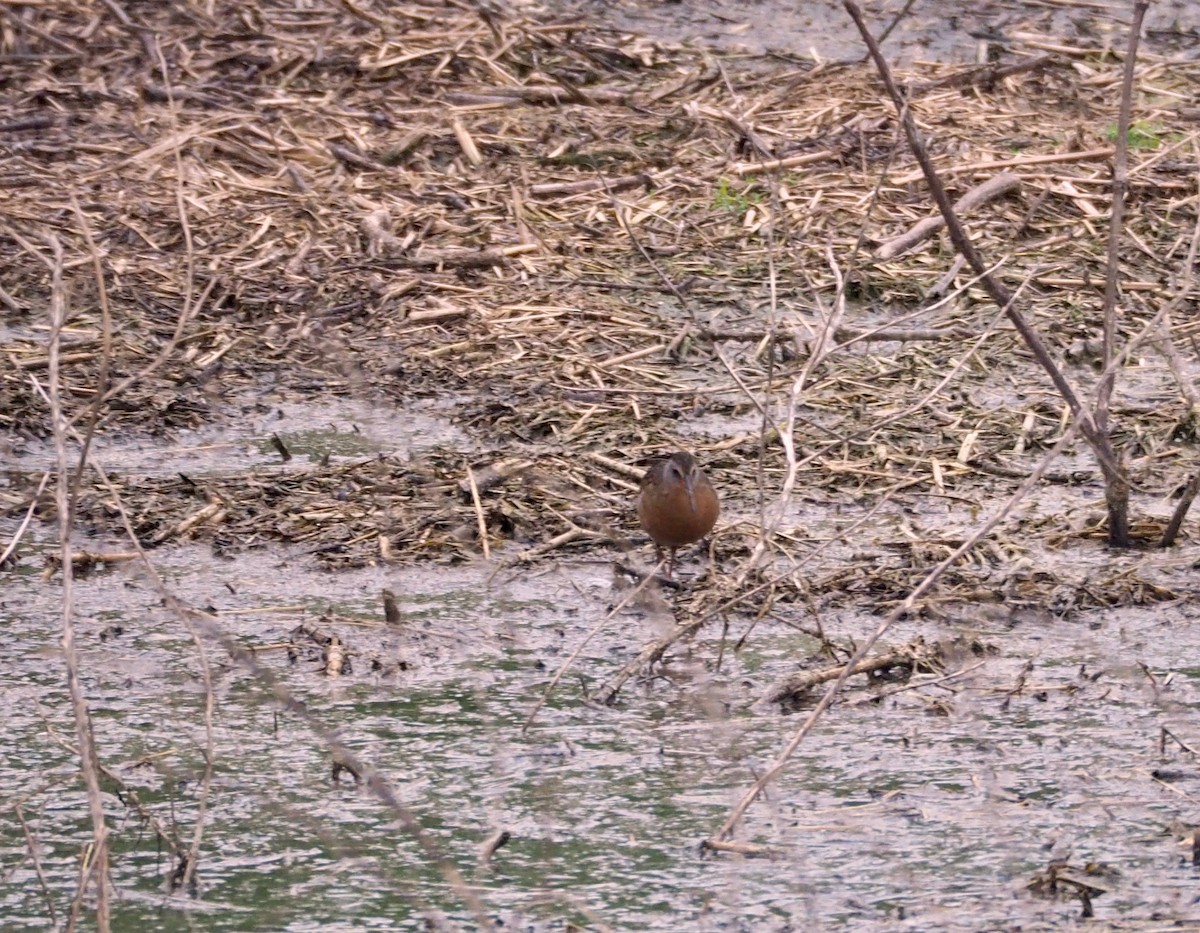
[3,0,1200,619]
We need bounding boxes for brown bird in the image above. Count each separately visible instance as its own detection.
[637,451,719,578]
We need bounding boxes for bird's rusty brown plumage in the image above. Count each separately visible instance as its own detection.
[637,451,719,577]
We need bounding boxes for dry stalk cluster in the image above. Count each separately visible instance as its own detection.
[3,1,1199,618]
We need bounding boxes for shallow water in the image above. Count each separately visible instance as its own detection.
[6,496,1200,931]
[4,392,468,480]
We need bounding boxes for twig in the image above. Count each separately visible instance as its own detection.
[0,471,49,567]
[66,195,111,505]
[72,452,497,928]
[149,35,216,896]
[15,805,57,927]
[465,465,491,560]
[871,0,918,51]
[527,563,664,724]
[1162,472,1200,549]
[737,114,906,592]
[1154,315,1200,411]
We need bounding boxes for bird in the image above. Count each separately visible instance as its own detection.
[636,451,719,578]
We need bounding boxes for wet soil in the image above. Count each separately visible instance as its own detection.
[568,0,1200,63]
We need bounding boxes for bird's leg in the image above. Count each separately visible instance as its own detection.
[665,547,678,580]
[652,543,667,579]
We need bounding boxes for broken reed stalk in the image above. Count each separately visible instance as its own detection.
[44,235,111,933]
[843,0,1132,547]
[761,641,934,705]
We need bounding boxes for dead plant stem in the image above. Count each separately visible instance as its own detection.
[1098,0,1150,436]
[711,222,1189,843]
[149,37,214,897]
[66,196,111,506]
[45,235,110,932]
[526,562,665,726]
[70,451,495,927]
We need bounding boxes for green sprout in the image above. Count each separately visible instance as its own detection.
[713,177,761,214]
[1106,121,1163,149]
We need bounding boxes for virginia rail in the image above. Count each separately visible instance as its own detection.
[637,451,719,577]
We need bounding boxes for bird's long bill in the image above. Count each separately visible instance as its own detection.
[684,470,698,510]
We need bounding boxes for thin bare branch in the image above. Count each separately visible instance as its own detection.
[43,234,111,932]
[844,0,1131,545]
